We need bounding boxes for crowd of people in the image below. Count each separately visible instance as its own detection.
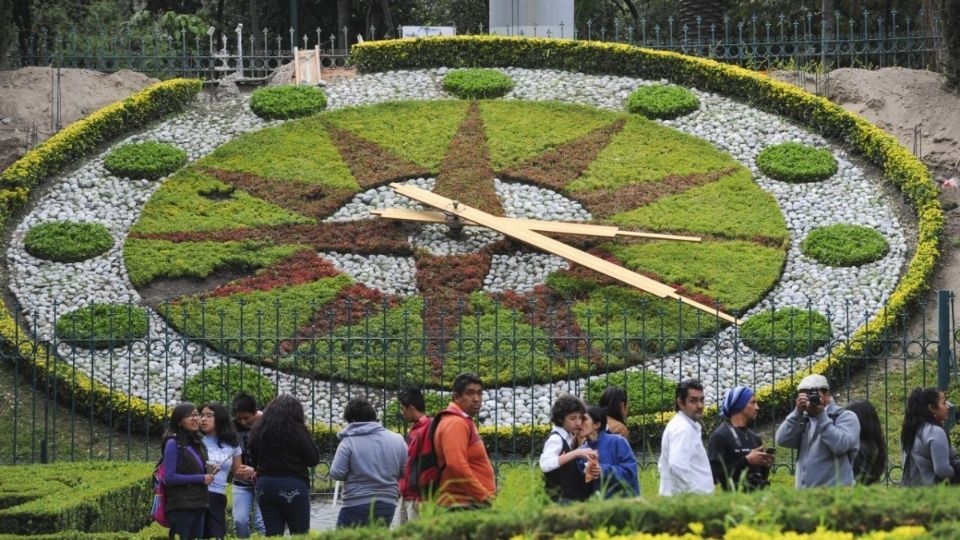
[158,371,960,538]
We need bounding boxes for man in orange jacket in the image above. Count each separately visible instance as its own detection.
[434,372,496,509]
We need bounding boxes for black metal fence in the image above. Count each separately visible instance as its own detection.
[1,292,958,485]
[1,8,945,80]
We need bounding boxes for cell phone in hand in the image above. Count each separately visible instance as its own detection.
[765,447,777,455]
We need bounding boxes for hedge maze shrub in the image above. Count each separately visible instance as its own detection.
[740,307,832,357]
[249,85,328,120]
[756,142,838,183]
[55,304,149,349]
[182,364,278,406]
[442,69,514,99]
[24,221,113,262]
[103,141,186,181]
[626,84,700,119]
[802,224,890,267]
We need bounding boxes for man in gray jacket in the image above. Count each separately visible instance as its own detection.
[775,374,861,488]
[330,397,407,527]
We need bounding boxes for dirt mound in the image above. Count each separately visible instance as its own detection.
[773,67,960,176]
[0,67,158,172]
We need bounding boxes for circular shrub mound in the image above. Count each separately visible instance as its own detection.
[802,224,889,267]
[56,303,149,349]
[182,364,278,406]
[442,69,514,99]
[586,371,675,416]
[756,142,838,183]
[104,141,187,181]
[626,84,700,119]
[249,85,328,120]
[740,307,832,357]
[25,221,113,262]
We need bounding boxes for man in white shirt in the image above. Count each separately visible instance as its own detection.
[659,379,714,496]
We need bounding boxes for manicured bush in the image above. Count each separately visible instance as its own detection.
[0,461,153,535]
[586,370,674,416]
[740,307,832,357]
[802,224,890,267]
[104,141,186,180]
[442,68,514,99]
[55,304,149,349]
[24,221,113,262]
[756,142,838,183]
[249,85,328,120]
[181,363,277,406]
[626,83,700,119]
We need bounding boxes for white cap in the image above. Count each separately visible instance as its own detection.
[797,374,829,391]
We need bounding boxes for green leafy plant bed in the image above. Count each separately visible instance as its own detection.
[586,370,675,416]
[740,307,833,357]
[182,364,278,405]
[249,85,328,120]
[756,142,838,183]
[442,69,514,99]
[24,220,113,262]
[802,224,890,267]
[55,304,150,349]
[626,83,700,119]
[103,141,186,180]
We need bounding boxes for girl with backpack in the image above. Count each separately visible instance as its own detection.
[161,402,213,540]
[199,402,241,539]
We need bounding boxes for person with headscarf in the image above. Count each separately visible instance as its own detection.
[707,386,774,491]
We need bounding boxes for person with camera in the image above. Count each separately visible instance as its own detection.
[900,387,959,486]
[707,386,774,491]
[775,374,860,488]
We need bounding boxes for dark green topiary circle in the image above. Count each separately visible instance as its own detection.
[586,371,675,416]
[104,141,187,181]
[756,142,838,183]
[626,84,700,119]
[182,364,278,406]
[740,307,832,357]
[802,224,889,267]
[55,304,149,349]
[250,85,328,120]
[24,221,113,262]
[442,69,514,99]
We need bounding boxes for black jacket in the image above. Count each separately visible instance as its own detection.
[249,426,320,485]
[707,422,770,491]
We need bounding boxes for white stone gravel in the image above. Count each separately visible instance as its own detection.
[4,68,909,428]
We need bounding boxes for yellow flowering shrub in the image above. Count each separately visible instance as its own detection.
[509,524,927,540]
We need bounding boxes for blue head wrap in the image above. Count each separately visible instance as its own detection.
[721,386,754,419]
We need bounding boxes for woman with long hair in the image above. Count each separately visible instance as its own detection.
[846,400,888,485]
[161,402,213,540]
[247,394,320,536]
[580,405,639,498]
[901,387,957,486]
[199,402,241,539]
[598,386,630,438]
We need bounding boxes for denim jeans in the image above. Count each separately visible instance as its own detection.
[336,500,396,528]
[255,476,311,535]
[232,484,265,537]
[166,509,205,540]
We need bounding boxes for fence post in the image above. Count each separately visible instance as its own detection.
[938,290,956,431]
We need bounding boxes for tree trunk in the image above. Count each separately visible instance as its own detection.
[821,0,835,70]
[12,0,30,61]
[678,0,729,41]
[380,0,394,38]
[249,0,259,50]
[942,0,960,88]
[337,0,351,48]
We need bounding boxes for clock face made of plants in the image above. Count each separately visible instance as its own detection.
[8,70,906,408]
[122,98,791,388]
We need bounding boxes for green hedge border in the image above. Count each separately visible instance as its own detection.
[0,37,942,453]
[351,35,942,433]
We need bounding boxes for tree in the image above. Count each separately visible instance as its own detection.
[944,0,960,89]
[337,0,350,46]
[678,0,730,40]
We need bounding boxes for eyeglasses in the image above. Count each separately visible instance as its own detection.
[201,412,216,418]
[188,413,202,419]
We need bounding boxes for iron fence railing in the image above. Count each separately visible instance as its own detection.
[0,9,945,80]
[1,292,958,486]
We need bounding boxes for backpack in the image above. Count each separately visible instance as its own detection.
[151,459,170,528]
[407,409,461,500]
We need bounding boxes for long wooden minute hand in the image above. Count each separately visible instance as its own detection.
[388,183,740,325]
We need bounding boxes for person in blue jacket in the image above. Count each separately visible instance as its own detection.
[580,405,639,498]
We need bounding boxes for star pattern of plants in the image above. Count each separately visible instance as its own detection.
[125,99,789,386]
